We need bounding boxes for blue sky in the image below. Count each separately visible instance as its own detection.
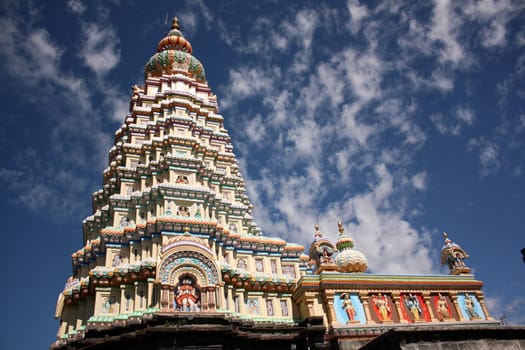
[1,0,524,348]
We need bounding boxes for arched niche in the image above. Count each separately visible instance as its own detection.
[157,235,221,312]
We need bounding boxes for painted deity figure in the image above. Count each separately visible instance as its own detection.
[112,254,122,268]
[175,276,200,312]
[176,175,189,184]
[247,299,259,315]
[119,216,129,227]
[309,224,336,268]
[102,296,116,313]
[266,300,274,316]
[464,293,479,319]
[255,259,264,273]
[374,294,391,321]
[436,293,450,320]
[229,223,238,233]
[177,206,190,217]
[280,300,289,316]
[236,258,247,270]
[341,293,356,322]
[320,247,334,264]
[405,294,422,321]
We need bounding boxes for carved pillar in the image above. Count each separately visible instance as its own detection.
[422,292,438,322]
[392,292,406,323]
[476,292,492,320]
[451,293,464,321]
[120,285,127,314]
[306,299,315,317]
[327,298,338,327]
[147,278,154,308]
[322,290,337,327]
[359,292,373,324]
[227,285,234,311]
[169,286,175,310]
[201,287,208,311]
[160,285,169,311]
[217,283,224,309]
[238,289,246,314]
[208,286,216,310]
[76,300,85,329]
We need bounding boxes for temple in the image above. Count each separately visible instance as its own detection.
[53,18,515,350]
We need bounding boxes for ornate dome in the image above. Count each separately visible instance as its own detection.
[333,221,368,273]
[145,17,206,82]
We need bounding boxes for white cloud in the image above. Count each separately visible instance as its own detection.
[79,23,121,76]
[468,137,501,175]
[342,48,384,103]
[67,0,85,15]
[430,106,475,136]
[429,0,465,65]
[411,171,427,191]
[347,0,369,33]
[463,0,519,48]
[221,66,278,108]
[244,114,266,144]
[345,165,434,274]
[486,294,525,325]
[456,105,476,125]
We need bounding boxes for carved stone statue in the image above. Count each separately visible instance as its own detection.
[440,232,471,275]
[373,293,391,321]
[308,224,337,272]
[464,293,480,319]
[341,293,357,323]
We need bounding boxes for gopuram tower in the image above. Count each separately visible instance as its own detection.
[53,18,314,349]
[54,17,520,350]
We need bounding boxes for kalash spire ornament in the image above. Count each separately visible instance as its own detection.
[333,220,368,273]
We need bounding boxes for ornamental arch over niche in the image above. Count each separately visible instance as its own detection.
[157,241,221,312]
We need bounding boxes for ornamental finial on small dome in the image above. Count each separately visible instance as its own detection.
[314,224,322,239]
[172,17,180,30]
[333,220,368,273]
[338,219,344,234]
[335,220,354,250]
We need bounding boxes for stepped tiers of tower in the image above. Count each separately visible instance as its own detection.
[53,18,502,350]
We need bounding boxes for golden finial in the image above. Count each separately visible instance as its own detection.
[338,219,344,234]
[172,17,180,30]
[314,224,322,238]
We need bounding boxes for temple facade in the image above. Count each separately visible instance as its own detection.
[53,18,505,350]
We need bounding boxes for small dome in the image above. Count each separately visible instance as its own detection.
[334,220,368,273]
[144,17,205,82]
[334,249,368,273]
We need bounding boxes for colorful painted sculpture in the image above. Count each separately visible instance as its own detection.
[441,232,471,275]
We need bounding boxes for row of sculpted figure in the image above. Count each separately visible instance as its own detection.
[337,292,483,325]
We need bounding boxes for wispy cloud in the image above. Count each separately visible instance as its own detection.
[67,0,85,15]
[0,2,119,218]
[79,22,121,77]
[468,137,501,176]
